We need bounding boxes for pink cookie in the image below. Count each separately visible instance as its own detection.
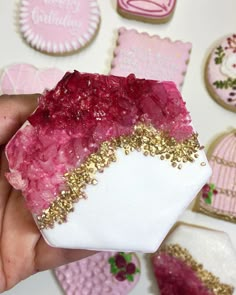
[54,252,140,295]
[205,34,236,113]
[19,0,100,55]
[110,28,191,90]
[194,130,236,223]
[117,0,177,23]
[0,63,64,95]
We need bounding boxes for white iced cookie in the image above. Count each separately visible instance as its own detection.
[6,71,211,252]
[152,224,236,294]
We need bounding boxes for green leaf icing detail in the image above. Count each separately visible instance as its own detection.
[213,78,236,90]
[126,274,134,282]
[214,46,225,65]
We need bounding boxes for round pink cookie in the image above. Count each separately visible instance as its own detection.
[20,0,100,55]
[54,252,140,295]
[0,63,64,94]
[205,34,236,112]
[197,130,236,223]
[117,0,177,23]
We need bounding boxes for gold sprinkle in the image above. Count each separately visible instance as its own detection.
[201,162,206,166]
[37,124,201,229]
[159,244,234,295]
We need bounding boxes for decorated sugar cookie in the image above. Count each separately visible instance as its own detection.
[117,0,177,23]
[194,130,236,223]
[0,63,64,94]
[5,71,211,253]
[110,28,192,90]
[55,252,140,295]
[152,224,236,294]
[19,0,100,55]
[205,34,236,112]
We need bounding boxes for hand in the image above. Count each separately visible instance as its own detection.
[0,95,95,292]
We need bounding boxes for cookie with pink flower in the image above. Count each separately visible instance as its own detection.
[55,252,140,295]
[205,34,236,112]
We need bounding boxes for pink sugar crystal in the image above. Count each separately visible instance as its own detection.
[152,253,214,295]
[6,71,193,214]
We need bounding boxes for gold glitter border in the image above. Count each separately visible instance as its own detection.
[159,244,234,295]
[37,124,201,229]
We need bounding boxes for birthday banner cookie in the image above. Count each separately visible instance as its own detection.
[152,223,236,294]
[117,0,177,23]
[110,28,191,90]
[55,252,140,295]
[0,63,64,94]
[19,0,100,55]
[194,130,236,223]
[205,34,236,113]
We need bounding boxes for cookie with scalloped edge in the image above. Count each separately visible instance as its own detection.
[110,28,191,90]
[205,34,236,112]
[0,63,64,94]
[19,0,100,55]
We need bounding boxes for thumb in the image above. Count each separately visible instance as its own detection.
[0,94,38,145]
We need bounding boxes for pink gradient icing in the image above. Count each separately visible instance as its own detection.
[6,71,193,214]
[110,28,191,90]
[0,63,64,94]
[118,0,176,19]
[200,132,236,217]
[20,0,100,53]
[55,252,140,295]
[206,34,236,110]
[152,252,214,295]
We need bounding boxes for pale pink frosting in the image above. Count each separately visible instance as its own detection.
[200,131,236,216]
[0,63,64,94]
[20,0,100,54]
[206,34,236,110]
[110,28,191,89]
[118,0,176,19]
[55,252,140,295]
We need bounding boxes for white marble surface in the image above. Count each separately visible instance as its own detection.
[1,0,236,294]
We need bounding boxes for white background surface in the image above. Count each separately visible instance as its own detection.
[1,0,235,294]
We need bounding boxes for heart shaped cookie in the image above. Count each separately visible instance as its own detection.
[0,63,64,94]
[55,252,140,295]
[19,0,100,55]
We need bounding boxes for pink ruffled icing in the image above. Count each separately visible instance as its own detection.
[6,71,193,214]
[0,63,64,94]
[55,252,140,295]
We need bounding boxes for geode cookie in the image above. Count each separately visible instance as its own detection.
[152,224,236,294]
[6,71,211,252]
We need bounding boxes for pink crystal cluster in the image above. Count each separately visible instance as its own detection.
[152,252,214,295]
[6,71,192,214]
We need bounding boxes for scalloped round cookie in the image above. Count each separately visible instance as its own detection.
[19,0,100,55]
[54,252,141,295]
[205,34,236,113]
[0,63,64,94]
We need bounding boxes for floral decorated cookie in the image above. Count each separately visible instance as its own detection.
[205,34,236,112]
[194,130,236,223]
[19,0,100,55]
[55,252,140,295]
[117,0,177,23]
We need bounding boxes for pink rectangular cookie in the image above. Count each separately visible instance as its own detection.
[110,28,192,89]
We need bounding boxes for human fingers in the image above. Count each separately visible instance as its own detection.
[0,94,38,145]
